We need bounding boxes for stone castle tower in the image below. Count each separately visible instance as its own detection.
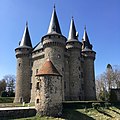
[14,6,96,104]
[35,59,62,116]
[14,23,32,103]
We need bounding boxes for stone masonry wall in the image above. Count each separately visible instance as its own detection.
[64,54,70,100]
[68,49,82,100]
[30,53,45,103]
[14,49,32,103]
[83,55,96,100]
[43,35,66,100]
[35,76,62,116]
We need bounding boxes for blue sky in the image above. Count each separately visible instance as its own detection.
[0,0,119,79]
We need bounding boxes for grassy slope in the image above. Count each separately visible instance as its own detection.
[15,106,120,120]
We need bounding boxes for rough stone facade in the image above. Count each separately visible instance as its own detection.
[14,47,32,103]
[35,75,62,116]
[14,7,96,107]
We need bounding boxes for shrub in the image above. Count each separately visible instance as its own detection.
[92,103,101,109]
[1,91,8,97]
[104,102,111,108]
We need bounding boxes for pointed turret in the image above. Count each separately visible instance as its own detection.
[81,26,96,100]
[47,5,62,34]
[66,18,83,101]
[19,22,32,48]
[14,22,32,103]
[66,17,81,49]
[82,26,92,50]
[68,17,78,41]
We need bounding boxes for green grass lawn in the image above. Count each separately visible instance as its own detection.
[0,98,120,120]
[15,106,120,120]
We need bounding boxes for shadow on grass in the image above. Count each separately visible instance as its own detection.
[115,106,120,110]
[108,107,120,115]
[62,109,95,120]
[96,108,113,118]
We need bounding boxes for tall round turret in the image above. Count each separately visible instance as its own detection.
[82,27,96,100]
[41,6,66,100]
[14,23,32,103]
[66,18,83,100]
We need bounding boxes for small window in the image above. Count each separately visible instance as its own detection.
[36,69,39,74]
[36,82,39,89]
[37,99,39,103]
[81,72,83,78]
[18,63,21,67]
[64,81,66,89]
[79,67,80,71]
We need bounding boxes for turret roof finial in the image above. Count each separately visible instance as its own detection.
[26,21,28,27]
[53,4,56,9]
[72,16,74,20]
[84,25,86,31]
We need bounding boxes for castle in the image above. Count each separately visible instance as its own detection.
[14,6,96,116]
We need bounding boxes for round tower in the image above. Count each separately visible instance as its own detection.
[35,59,62,116]
[14,23,32,103]
[82,27,96,100]
[41,6,66,100]
[66,18,83,100]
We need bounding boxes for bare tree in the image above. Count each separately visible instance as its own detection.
[0,79,7,96]
[3,75,16,96]
[96,64,120,101]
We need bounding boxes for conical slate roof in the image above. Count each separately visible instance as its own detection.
[36,59,61,76]
[82,26,90,44]
[33,42,43,52]
[68,17,78,41]
[82,26,92,50]
[47,6,62,34]
[19,22,32,48]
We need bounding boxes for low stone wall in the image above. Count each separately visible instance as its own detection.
[0,107,36,119]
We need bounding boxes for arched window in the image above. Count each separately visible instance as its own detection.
[37,99,39,103]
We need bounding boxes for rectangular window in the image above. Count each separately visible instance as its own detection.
[37,99,39,103]
[36,82,39,89]
[36,69,39,74]
[18,63,21,67]
[64,81,66,89]
[81,72,83,78]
